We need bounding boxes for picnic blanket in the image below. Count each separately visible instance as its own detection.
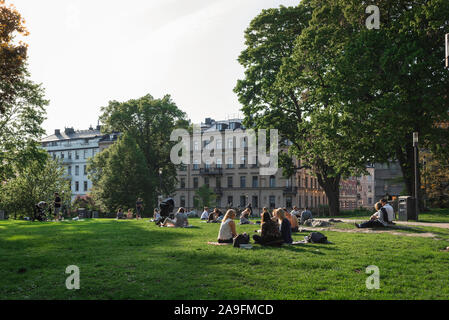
[207,242,232,246]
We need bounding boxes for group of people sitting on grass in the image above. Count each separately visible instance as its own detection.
[217,208,295,245]
[116,198,145,220]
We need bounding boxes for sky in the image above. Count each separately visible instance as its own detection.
[11,0,300,136]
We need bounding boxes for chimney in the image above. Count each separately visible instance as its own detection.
[55,129,60,135]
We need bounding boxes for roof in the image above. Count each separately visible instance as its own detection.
[41,129,103,142]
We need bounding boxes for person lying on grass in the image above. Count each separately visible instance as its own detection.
[274,208,293,244]
[285,210,299,232]
[217,209,237,243]
[355,202,388,229]
[161,207,189,228]
[253,211,283,246]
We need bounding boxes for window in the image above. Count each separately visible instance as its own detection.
[216,158,222,168]
[368,197,372,205]
[180,164,187,171]
[216,177,221,188]
[193,177,199,188]
[240,138,247,148]
[60,152,64,159]
[252,176,258,188]
[194,141,200,151]
[204,177,210,188]
[240,195,246,207]
[193,159,199,170]
[216,139,222,149]
[84,149,89,159]
[75,150,79,160]
[239,156,246,168]
[227,157,233,169]
[68,166,72,175]
[368,185,372,193]
[269,175,276,188]
[75,181,79,192]
[252,196,258,208]
[286,196,292,208]
[68,152,72,160]
[75,165,79,176]
[269,196,276,209]
[305,177,308,188]
[205,160,211,169]
[227,176,233,188]
[84,181,88,192]
[227,138,233,149]
[180,178,186,188]
[227,196,233,207]
[240,176,246,188]
[83,165,87,176]
[180,195,186,207]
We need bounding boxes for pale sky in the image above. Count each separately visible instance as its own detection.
[11,0,300,136]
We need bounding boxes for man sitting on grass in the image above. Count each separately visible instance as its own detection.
[355,202,388,228]
[200,207,209,220]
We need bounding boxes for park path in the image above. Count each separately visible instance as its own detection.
[320,218,449,230]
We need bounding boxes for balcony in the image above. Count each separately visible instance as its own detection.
[283,187,298,195]
[200,168,223,175]
[214,187,223,195]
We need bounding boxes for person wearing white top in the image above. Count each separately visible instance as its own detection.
[380,199,395,223]
[217,209,237,243]
[290,206,301,218]
[200,207,209,220]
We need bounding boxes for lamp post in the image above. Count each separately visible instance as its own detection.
[158,168,163,207]
[413,132,419,221]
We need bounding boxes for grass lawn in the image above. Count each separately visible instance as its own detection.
[336,208,449,223]
[1,217,449,300]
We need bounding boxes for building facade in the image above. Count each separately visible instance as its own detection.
[41,126,118,201]
[173,118,327,214]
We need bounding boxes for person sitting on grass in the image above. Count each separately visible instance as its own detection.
[299,207,313,225]
[127,209,133,219]
[116,208,125,219]
[200,207,209,220]
[253,211,283,246]
[239,208,253,225]
[285,210,299,232]
[355,202,388,229]
[291,206,301,218]
[260,207,270,218]
[217,209,237,243]
[161,207,189,228]
[274,208,293,244]
[207,208,221,223]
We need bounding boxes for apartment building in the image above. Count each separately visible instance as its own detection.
[41,126,118,201]
[173,118,327,214]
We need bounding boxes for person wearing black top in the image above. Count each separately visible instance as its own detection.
[54,192,62,221]
[274,208,293,244]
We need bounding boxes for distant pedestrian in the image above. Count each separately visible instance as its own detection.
[53,192,62,221]
[200,207,209,220]
[136,198,144,219]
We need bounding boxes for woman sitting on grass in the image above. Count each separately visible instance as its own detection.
[253,211,283,246]
[274,208,293,244]
[217,209,237,243]
[207,208,221,223]
[116,208,125,219]
[127,209,133,219]
[161,207,188,228]
[355,202,388,229]
[239,208,254,225]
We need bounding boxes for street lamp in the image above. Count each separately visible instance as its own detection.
[413,132,419,220]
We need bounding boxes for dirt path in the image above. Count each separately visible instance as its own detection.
[299,226,439,238]
[320,218,449,229]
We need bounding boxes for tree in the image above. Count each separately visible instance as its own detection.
[88,133,155,214]
[98,94,188,199]
[0,155,71,219]
[303,0,449,202]
[234,3,358,216]
[0,0,48,182]
[422,150,449,208]
[194,185,216,209]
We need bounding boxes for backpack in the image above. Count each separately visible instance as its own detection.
[305,232,328,244]
[233,233,250,248]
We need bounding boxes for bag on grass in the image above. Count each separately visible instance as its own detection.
[233,233,250,248]
[305,232,328,244]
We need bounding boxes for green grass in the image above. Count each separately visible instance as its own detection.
[1,217,449,300]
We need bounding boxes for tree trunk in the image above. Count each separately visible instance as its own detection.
[316,169,341,217]
[396,142,423,210]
